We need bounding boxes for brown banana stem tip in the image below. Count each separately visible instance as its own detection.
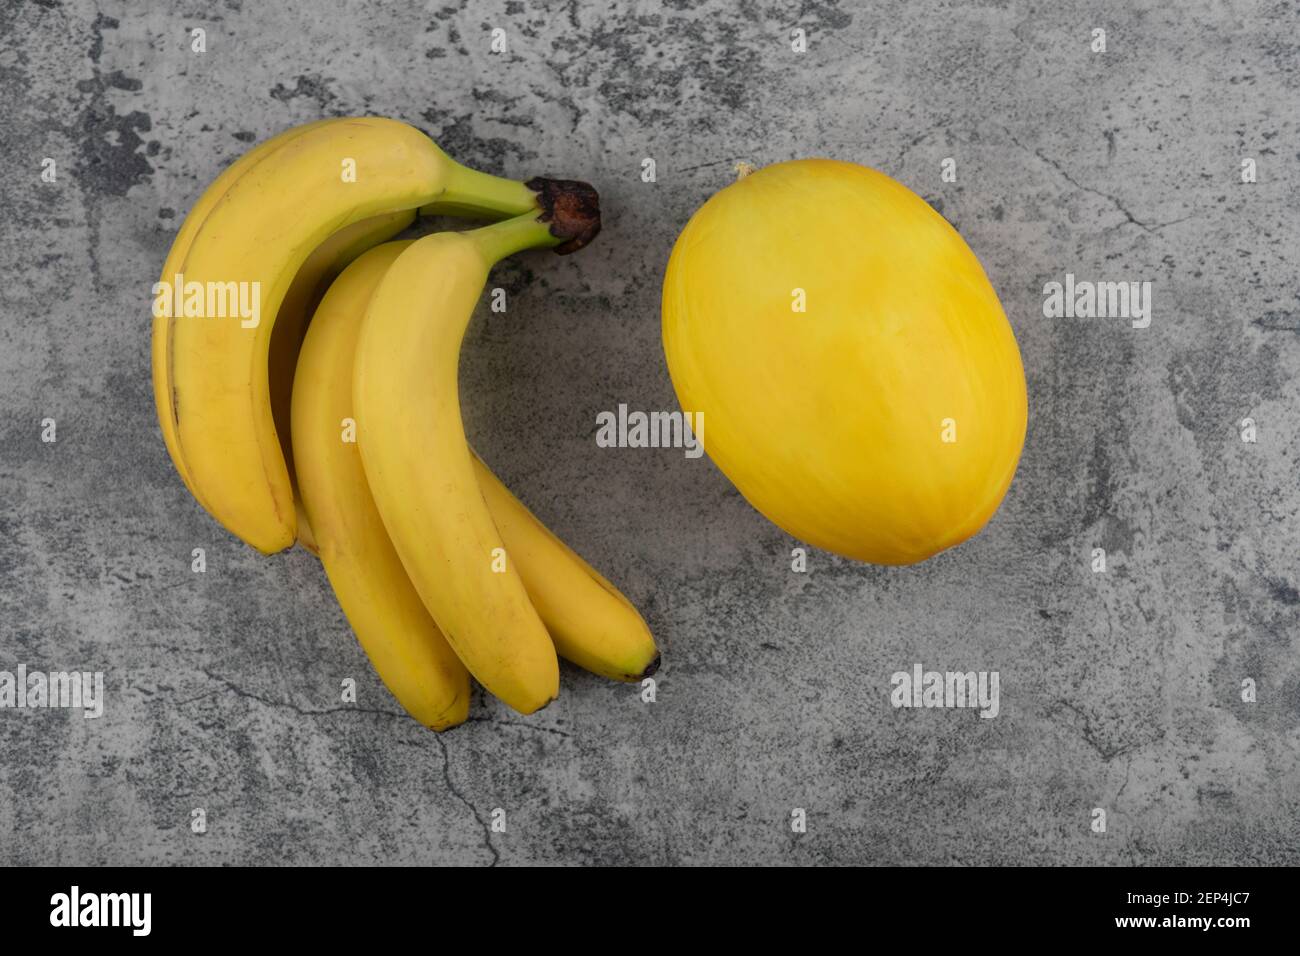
[639,654,662,680]
[525,177,602,254]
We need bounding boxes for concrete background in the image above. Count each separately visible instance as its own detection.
[1,0,1297,865]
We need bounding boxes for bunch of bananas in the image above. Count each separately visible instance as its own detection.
[153,117,658,729]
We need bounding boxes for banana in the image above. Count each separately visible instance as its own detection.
[152,118,339,510]
[473,464,660,682]
[269,209,416,549]
[297,242,656,723]
[158,117,544,553]
[293,242,469,730]
[355,200,600,714]
[151,121,417,542]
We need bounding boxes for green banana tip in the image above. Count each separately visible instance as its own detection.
[525,177,602,254]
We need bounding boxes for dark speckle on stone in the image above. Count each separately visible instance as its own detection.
[87,12,118,62]
[1268,578,1300,605]
[269,74,337,110]
[73,86,154,198]
[419,108,539,168]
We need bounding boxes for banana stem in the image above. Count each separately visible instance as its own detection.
[467,212,562,264]
[468,180,603,262]
[421,163,541,218]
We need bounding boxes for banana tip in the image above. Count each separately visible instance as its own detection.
[639,654,661,680]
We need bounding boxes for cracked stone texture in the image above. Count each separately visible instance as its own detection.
[1,0,1298,866]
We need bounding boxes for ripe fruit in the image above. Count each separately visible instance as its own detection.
[662,159,1027,564]
[295,238,656,729]
[293,241,470,730]
[355,201,599,714]
[154,116,656,727]
[156,117,546,553]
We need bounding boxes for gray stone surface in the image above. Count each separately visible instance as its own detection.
[1,0,1297,866]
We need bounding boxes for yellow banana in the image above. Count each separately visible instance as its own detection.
[152,118,338,509]
[298,242,657,720]
[152,122,417,544]
[269,209,416,549]
[292,242,469,730]
[474,466,659,682]
[159,117,544,553]
[355,201,600,714]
